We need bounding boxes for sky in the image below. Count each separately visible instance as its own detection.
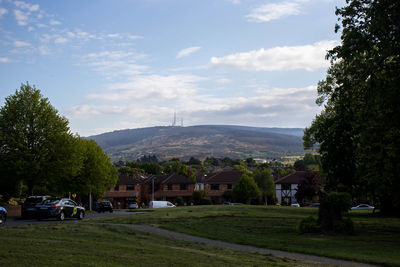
[0,0,345,136]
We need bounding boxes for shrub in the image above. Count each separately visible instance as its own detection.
[318,191,352,232]
[175,197,183,205]
[199,197,212,205]
[297,216,320,233]
[193,190,206,205]
[332,217,355,234]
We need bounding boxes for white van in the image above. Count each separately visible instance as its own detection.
[149,201,176,208]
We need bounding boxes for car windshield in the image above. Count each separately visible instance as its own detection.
[42,198,60,204]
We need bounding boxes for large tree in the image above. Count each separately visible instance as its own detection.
[253,166,275,205]
[0,84,81,196]
[304,0,400,215]
[232,174,260,204]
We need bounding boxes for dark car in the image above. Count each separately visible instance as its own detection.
[94,200,113,213]
[22,196,50,218]
[308,203,320,208]
[0,206,7,226]
[36,198,85,221]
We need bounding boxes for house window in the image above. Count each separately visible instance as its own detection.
[114,185,119,191]
[227,184,232,190]
[282,184,291,190]
[127,185,134,191]
[211,184,220,190]
[168,184,172,190]
[180,184,188,190]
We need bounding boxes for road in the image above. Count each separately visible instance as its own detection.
[5,210,145,226]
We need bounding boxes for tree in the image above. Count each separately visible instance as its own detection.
[304,0,400,215]
[232,174,260,204]
[295,171,320,205]
[0,83,81,196]
[70,139,118,200]
[253,166,275,205]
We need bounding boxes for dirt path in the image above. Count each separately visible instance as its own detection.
[102,223,376,267]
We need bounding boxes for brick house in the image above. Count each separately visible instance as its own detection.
[103,174,144,209]
[203,170,243,204]
[142,174,196,205]
[275,171,320,205]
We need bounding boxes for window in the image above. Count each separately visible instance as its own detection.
[211,184,220,190]
[127,185,135,191]
[282,184,291,190]
[114,185,119,191]
[180,184,188,190]
[227,184,232,190]
[168,184,172,190]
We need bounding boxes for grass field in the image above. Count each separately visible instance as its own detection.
[96,205,400,266]
[0,222,324,267]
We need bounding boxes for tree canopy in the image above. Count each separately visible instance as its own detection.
[304,0,400,215]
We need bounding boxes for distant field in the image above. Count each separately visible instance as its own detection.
[0,223,319,267]
[96,205,400,266]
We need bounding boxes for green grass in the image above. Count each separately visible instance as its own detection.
[0,222,322,267]
[94,205,400,266]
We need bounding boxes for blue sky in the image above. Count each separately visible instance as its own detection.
[0,0,344,136]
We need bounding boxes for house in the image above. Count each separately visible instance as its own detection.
[103,174,144,209]
[203,170,243,204]
[142,173,196,205]
[275,171,320,205]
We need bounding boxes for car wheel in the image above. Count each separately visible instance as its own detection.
[78,211,84,220]
[58,211,65,221]
[0,212,6,226]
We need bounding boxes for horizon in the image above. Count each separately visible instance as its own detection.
[0,0,345,136]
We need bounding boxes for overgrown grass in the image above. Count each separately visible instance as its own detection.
[95,205,400,266]
[0,222,320,266]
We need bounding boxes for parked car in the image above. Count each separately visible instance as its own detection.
[36,198,85,221]
[21,196,50,218]
[230,203,244,205]
[0,206,7,226]
[308,203,320,208]
[149,201,176,208]
[94,200,113,213]
[223,201,231,205]
[290,203,300,207]
[351,204,374,210]
[128,202,138,209]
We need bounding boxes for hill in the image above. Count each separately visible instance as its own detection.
[87,125,305,161]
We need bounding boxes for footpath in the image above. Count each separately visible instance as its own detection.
[102,223,376,267]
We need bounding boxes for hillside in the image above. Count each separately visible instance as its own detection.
[87,125,305,161]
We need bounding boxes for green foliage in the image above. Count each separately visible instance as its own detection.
[186,157,202,166]
[232,174,260,204]
[304,0,400,215]
[0,83,80,196]
[253,166,275,205]
[192,190,206,205]
[297,216,320,234]
[199,197,212,205]
[163,160,188,176]
[175,196,183,205]
[233,163,251,176]
[318,191,352,233]
[294,171,319,205]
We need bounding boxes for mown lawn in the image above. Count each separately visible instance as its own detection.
[0,222,320,267]
[95,205,400,266]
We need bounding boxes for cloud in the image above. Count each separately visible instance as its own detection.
[245,0,306,23]
[0,8,8,18]
[87,74,204,102]
[14,40,31,47]
[176,46,201,59]
[0,57,12,63]
[210,40,337,71]
[216,78,231,84]
[49,19,61,25]
[54,37,68,44]
[14,1,39,12]
[14,9,28,25]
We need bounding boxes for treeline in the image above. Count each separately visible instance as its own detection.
[0,84,117,202]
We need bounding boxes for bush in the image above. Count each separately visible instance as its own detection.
[175,197,183,205]
[318,191,352,233]
[332,217,354,234]
[199,197,212,205]
[193,190,206,205]
[297,216,320,233]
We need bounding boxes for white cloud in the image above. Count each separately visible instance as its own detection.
[14,9,28,25]
[176,46,201,59]
[0,57,12,63]
[87,74,204,102]
[128,35,144,40]
[49,19,61,25]
[14,1,39,12]
[0,8,8,18]
[216,78,231,84]
[245,1,306,23]
[14,40,30,47]
[210,40,337,71]
[54,37,68,44]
